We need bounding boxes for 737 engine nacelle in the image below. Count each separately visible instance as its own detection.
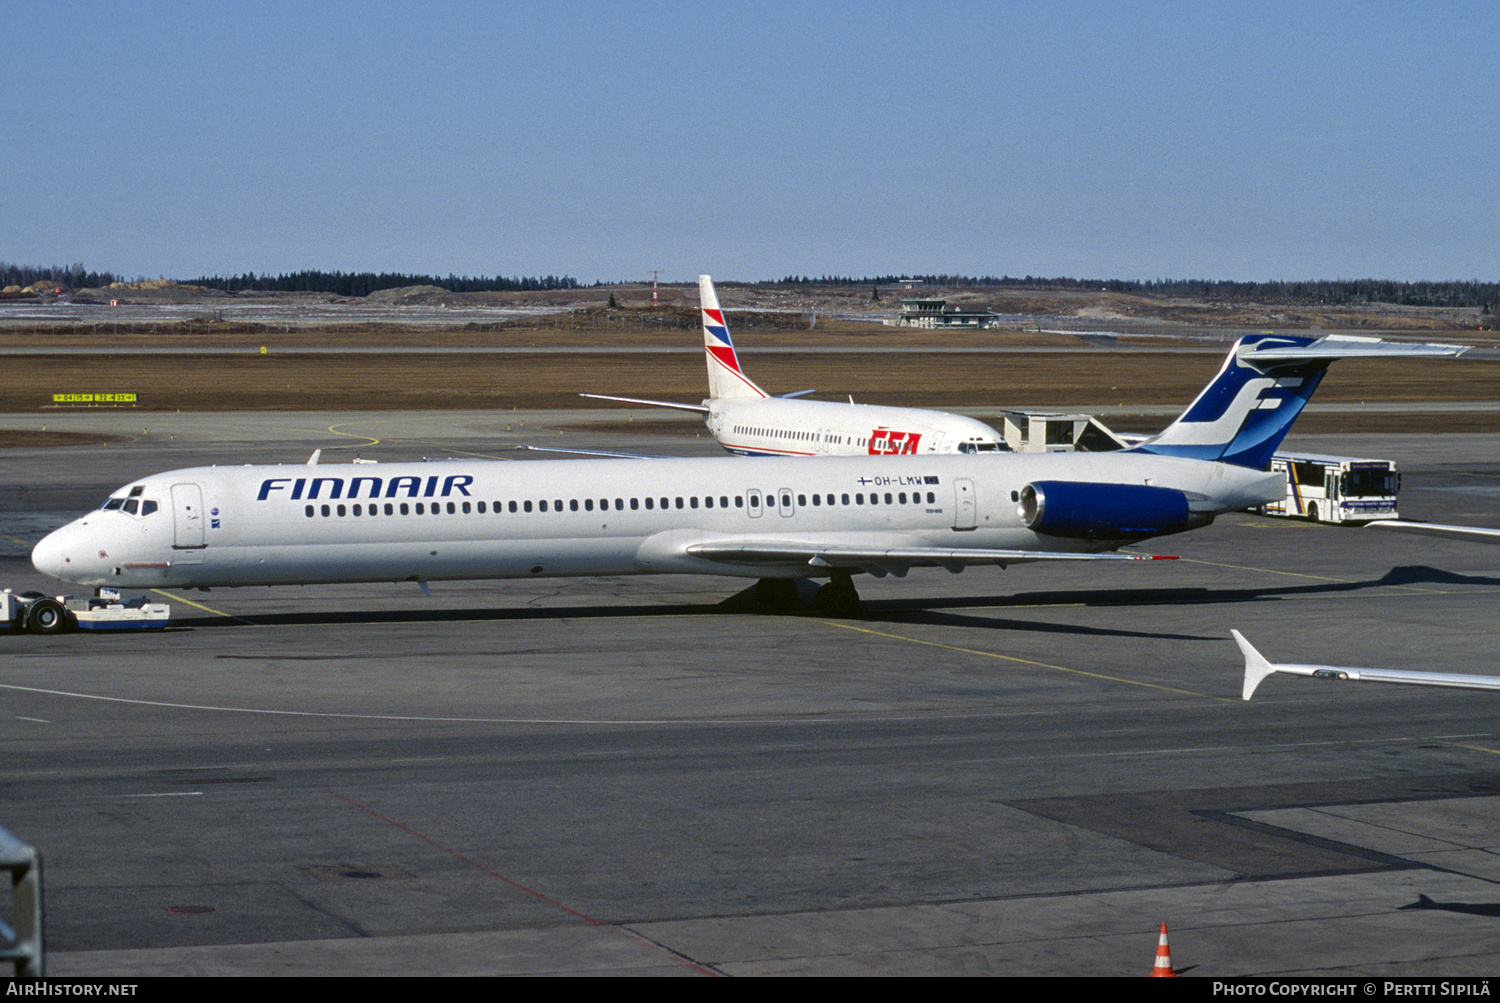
[1019,481,1204,540]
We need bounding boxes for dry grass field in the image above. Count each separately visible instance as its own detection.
[3,340,1497,441]
[5,342,1497,408]
[3,285,1496,439]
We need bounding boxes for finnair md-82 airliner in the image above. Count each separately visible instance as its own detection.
[31,332,1463,619]
[583,275,1008,456]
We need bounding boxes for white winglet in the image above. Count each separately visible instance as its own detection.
[1233,630,1278,701]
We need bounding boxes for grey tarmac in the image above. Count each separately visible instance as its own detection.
[2,410,1500,977]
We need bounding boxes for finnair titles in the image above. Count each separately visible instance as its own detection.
[32,331,1465,617]
[583,275,1008,456]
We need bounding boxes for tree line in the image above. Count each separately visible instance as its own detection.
[184,270,581,296]
[4,263,580,296]
[2,262,119,290]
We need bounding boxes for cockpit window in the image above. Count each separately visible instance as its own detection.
[102,496,159,516]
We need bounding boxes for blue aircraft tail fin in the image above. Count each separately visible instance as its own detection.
[1136,334,1466,469]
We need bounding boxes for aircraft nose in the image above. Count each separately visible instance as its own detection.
[32,522,83,581]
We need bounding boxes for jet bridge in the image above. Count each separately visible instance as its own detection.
[1000,411,1128,453]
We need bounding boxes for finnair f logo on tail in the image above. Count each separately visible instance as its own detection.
[1171,377,1276,442]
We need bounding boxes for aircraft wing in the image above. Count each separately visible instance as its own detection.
[686,539,1174,575]
[579,393,710,414]
[1366,520,1500,543]
[1234,629,1500,700]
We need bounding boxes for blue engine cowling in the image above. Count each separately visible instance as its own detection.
[1019,481,1195,539]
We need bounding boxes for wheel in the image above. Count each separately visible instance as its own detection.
[753,578,799,612]
[814,581,861,618]
[26,598,68,635]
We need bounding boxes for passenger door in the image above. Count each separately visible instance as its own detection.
[952,478,976,530]
[171,483,206,548]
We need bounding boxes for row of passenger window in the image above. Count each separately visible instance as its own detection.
[733,426,853,446]
[302,490,939,519]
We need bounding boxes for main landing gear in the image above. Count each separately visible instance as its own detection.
[814,570,861,618]
[753,573,861,617]
[753,577,798,612]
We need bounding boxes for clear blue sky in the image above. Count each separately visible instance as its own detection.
[4,0,1496,284]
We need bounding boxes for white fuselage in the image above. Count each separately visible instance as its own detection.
[705,397,1005,456]
[33,452,1280,590]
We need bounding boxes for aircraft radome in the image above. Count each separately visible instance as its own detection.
[31,331,1466,619]
[581,275,1009,456]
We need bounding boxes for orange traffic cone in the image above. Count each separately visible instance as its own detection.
[1149,922,1178,977]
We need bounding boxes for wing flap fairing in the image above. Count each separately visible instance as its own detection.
[579,393,711,414]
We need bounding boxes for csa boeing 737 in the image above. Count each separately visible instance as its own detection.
[583,275,1008,456]
[30,332,1464,622]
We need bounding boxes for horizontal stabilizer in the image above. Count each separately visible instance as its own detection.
[1242,335,1468,364]
[1234,629,1500,700]
[516,444,659,459]
[579,393,710,414]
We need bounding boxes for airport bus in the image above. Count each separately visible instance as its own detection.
[1263,452,1400,523]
